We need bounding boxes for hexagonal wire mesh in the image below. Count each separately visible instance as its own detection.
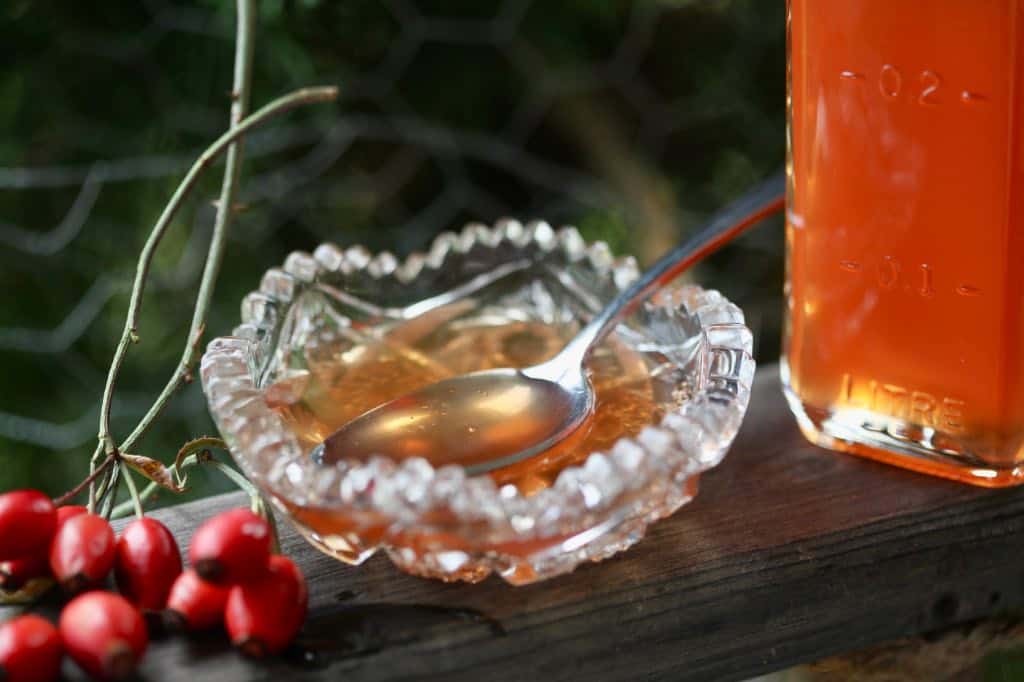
[0,0,784,499]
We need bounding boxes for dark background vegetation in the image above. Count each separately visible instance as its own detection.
[0,0,786,501]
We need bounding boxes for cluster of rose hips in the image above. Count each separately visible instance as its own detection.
[0,490,308,681]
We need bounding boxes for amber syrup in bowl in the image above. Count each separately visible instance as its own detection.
[267,319,660,495]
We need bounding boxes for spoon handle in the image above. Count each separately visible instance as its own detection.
[560,169,786,363]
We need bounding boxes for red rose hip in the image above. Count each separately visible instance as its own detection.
[225,555,307,657]
[60,591,147,681]
[0,614,62,682]
[188,509,271,584]
[162,569,230,631]
[55,505,87,527]
[49,513,116,594]
[114,517,181,611]
[0,491,56,560]
[0,555,51,592]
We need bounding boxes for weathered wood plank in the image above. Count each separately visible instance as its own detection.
[8,365,1024,681]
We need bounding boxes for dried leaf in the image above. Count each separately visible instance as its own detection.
[0,577,54,605]
[122,454,187,493]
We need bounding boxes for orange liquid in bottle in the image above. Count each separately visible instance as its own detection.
[785,0,1024,485]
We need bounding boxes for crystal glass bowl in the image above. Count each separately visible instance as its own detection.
[200,221,755,584]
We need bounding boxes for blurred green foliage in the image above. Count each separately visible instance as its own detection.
[0,0,784,500]
[986,646,1024,681]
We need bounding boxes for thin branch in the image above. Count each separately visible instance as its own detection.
[209,460,262,500]
[79,2,338,524]
[92,454,122,514]
[120,462,145,519]
[111,455,191,519]
[118,0,256,455]
[94,83,339,457]
[87,440,106,511]
[111,437,228,519]
[54,452,115,507]
[173,436,226,479]
[117,324,205,454]
[249,492,281,555]
[109,448,223,519]
[99,465,121,519]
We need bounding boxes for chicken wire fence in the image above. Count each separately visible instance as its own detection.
[0,0,784,496]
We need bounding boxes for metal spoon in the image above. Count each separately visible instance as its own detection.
[318,171,785,476]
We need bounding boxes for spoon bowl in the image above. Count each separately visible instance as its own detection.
[317,361,593,475]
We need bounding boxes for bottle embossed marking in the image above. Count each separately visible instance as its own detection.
[785,0,1024,485]
[838,374,966,435]
[837,256,978,300]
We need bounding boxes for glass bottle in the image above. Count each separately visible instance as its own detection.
[784,0,1024,486]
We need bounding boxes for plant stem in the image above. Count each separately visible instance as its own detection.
[120,462,145,519]
[251,494,281,555]
[54,452,115,507]
[108,450,242,519]
[110,453,200,519]
[99,465,120,519]
[110,438,228,519]
[216,462,280,553]
[87,441,104,512]
[116,1,257,458]
[94,464,116,508]
[95,84,337,460]
[80,1,337,524]
[209,461,262,500]
[173,436,227,480]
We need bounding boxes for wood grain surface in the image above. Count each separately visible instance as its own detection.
[6,365,1023,681]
